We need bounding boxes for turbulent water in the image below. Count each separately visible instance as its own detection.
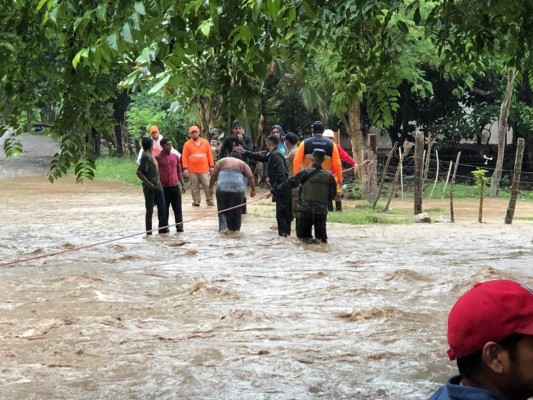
[1,135,533,399]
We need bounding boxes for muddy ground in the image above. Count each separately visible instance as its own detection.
[1,134,533,399]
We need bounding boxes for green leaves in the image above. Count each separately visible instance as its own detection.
[199,19,214,37]
[2,136,23,158]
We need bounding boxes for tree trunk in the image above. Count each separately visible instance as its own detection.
[490,69,516,197]
[113,90,129,157]
[343,99,364,183]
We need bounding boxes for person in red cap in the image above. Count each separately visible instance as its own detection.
[429,279,533,400]
[182,125,215,207]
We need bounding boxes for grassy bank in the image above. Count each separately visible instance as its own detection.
[94,157,139,185]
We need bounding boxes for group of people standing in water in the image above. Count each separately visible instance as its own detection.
[136,120,367,243]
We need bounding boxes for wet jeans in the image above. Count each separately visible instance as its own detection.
[143,186,166,234]
[216,190,244,232]
[163,186,183,231]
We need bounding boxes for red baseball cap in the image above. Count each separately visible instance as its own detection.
[447,279,533,360]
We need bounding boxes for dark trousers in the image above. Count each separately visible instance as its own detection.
[216,190,244,232]
[143,186,166,233]
[163,186,183,231]
[297,210,328,243]
[275,195,292,236]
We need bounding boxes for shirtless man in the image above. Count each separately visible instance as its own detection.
[208,152,256,233]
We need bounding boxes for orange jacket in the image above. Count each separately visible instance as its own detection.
[293,136,343,185]
[182,138,214,174]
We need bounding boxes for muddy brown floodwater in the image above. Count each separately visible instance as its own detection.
[1,134,533,399]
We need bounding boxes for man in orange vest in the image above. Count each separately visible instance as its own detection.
[182,125,215,207]
[293,121,343,188]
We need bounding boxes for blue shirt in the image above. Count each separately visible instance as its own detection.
[429,376,504,400]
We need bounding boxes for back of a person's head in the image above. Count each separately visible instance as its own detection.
[311,121,325,134]
[266,134,279,146]
[142,137,153,150]
[285,132,297,145]
[230,151,243,161]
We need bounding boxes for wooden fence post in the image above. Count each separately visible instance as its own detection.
[385,141,414,211]
[429,150,440,198]
[505,138,525,224]
[373,141,399,209]
[414,132,424,215]
[364,134,377,201]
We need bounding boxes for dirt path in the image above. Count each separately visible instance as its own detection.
[0,132,60,179]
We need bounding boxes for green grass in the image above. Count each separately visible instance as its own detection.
[327,208,410,225]
[94,157,139,185]
[424,207,445,212]
[515,216,533,221]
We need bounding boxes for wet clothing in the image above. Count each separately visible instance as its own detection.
[156,152,182,187]
[215,168,246,232]
[293,135,343,190]
[285,146,299,219]
[283,163,336,242]
[137,151,165,233]
[245,148,292,236]
[138,151,161,189]
[428,376,504,400]
[156,152,184,232]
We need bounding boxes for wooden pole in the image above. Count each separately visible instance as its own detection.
[373,141,399,209]
[479,178,484,223]
[365,134,378,201]
[441,162,453,199]
[429,149,440,198]
[505,138,525,224]
[414,132,424,215]
[450,185,455,223]
[399,146,404,199]
[451,151,462,185]
[385,141,414,211]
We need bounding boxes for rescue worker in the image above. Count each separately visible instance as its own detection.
[281,148,336,243]
[293,121,343,204]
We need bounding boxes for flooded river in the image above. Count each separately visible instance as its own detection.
[1,135,533,399]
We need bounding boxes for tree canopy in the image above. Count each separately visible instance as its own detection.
[1,0,532,182]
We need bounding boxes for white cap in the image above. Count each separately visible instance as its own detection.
[323,129,335,138]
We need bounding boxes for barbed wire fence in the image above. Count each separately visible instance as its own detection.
[346,134,530,223]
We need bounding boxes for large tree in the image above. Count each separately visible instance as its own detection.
[427,0,533,195]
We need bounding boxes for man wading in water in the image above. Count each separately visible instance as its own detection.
[208,152,256,233]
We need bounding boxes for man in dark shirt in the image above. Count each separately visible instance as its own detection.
[136,137,167,235]
[219,120,253,162]
[281,148,336,243]
[237,134,291,237]
[156,138,186,233]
